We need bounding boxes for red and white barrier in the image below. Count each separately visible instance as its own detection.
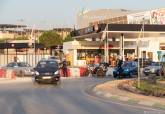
[2,69,17,80]
[0,68,6,78]
[80,67,88,77]
[60,68,71,77]
[60,67,88,77]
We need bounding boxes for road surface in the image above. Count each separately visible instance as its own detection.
[0,77,164,114]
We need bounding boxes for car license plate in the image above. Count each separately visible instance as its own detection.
[42,76,51,79]
[145,70,149,72]
[45,73,50,75]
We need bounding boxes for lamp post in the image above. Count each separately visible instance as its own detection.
[6,39,8,64]
[34,36,36,66]
[137,23,144,88]
[104,24,109,63]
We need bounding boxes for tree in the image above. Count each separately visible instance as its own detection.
[39,30,63,48]
[15,36,28,40]
[63,34,73,42]
[0,38,10,43]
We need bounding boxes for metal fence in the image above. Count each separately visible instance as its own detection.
[0,54,50,67]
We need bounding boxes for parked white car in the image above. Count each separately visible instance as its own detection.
[143,62,164,76]
[3,62,34,77]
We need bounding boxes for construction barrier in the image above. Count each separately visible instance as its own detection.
[5,69,17,79]
[0,68,6,78]
[60,67,88,77]
[80,67,88,77]
[11,70,17,79]
[70,68,80,77]
[60,68,71,77]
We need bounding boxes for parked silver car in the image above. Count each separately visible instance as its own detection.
[4,62,34,77]
[143,62,164,76]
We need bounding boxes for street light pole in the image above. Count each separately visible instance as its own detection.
[106,24,109,63]
[34,36,36,66]
[137,23,144,88]
[104,24,109,63]
[6,40,8,64]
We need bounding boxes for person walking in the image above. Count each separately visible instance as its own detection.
[116,56,123,78]
[62,59,68,77]
[117,56,123,68]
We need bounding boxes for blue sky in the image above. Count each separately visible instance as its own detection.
[0,0,165,29]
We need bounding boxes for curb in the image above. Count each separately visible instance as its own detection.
[92,80,165,110]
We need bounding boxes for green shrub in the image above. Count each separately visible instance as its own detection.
[134,80,165,97]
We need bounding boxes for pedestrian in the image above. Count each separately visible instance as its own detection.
[116,56,123,78]
[117,56,123,69]
[62,59,68,77]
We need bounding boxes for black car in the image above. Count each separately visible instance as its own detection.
[33,59,60,84]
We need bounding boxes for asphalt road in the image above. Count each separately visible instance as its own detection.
[0,77,164,114]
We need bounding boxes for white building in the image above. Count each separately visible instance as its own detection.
[64,8,165,66]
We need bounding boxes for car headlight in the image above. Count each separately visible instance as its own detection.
[35,71,39,75]
[54,71,59,75]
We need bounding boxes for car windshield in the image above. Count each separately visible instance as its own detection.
[122,62,132,67]
[7,62,17,67]
[17,62,30,67]
[151,62,161,66]
[37,61,58,68]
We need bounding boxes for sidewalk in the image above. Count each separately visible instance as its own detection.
[92,79,165,110]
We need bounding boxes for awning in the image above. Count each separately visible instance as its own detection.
[72,24,165,39]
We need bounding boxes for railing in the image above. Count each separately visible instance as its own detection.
[0,54,51,67]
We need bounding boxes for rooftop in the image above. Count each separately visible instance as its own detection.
[0,24,27,29]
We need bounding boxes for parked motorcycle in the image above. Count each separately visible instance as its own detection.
[96,62,109,78]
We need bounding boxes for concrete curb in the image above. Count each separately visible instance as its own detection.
[92,80,165,110]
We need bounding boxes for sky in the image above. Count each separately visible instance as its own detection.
[0,0,165,29]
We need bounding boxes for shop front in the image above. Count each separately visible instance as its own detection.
[70,24,165,67]
[63,40,140,67]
